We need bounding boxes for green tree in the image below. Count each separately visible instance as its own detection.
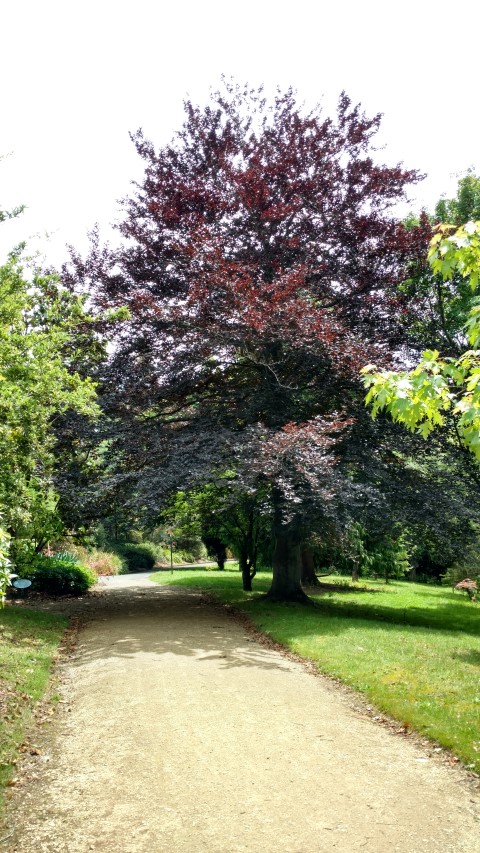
[363,221,480,458]
[435,171,480,225]
[160,484,272,590]
[0,240,99,562]
[398,175,480,357]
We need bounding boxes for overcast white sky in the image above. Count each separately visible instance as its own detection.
[1,0,479,266]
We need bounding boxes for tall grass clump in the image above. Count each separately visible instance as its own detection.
[68,545,127,576]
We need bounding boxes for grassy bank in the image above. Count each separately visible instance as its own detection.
[151,568,480,773]
[0,607,67,818]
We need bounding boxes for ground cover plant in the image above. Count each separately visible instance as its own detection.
[151,568,480,773]
[0,607,67,818]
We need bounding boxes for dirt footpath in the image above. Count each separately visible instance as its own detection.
[5,576,480,853]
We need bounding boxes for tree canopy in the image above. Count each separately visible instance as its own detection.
[363,221,480,458]
[0,209,100,566]
[65,82,435,600]
[435,171,480,226]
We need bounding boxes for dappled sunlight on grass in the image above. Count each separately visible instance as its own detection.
[309,579,480,634]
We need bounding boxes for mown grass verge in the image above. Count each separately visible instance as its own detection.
[0,607,67,819]
[151,567,480,773]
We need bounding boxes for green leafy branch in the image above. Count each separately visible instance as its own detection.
[362,221,480,457]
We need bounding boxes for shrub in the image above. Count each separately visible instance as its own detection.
[148,527,208,563]
[174,536,208,562]
[21,555,96,596]
[114,542,163,572]
[442,544,480,588]
[85,550,126,576]
[112,540,210,572]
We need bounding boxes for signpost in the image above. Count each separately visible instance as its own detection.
[165,530,175,574]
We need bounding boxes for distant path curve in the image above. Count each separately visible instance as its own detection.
[7,574,480,852]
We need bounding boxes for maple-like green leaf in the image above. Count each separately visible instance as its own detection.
[363,222,480,458]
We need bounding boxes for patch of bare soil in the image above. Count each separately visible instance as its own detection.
[4,576,480,852]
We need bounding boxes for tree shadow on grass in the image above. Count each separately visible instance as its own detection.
[162,574,480,636]
[245,592,480,638]
[451,649,480,666]
[306,582,383,594]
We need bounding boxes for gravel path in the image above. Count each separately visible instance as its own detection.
[6,575,480,852]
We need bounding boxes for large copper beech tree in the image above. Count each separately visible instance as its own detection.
[67,83,429,601]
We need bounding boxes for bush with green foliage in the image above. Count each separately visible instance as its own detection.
[114,542,163,571]
[139,519,209,563]
[112,539,207,571]
[171,536,208,563]
[21,553,96,595]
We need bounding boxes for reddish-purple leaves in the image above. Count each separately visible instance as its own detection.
[67,81,428,522]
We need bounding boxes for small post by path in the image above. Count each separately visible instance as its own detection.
[165,529,175,575]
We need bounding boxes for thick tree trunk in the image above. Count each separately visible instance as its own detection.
[300,546,320,587]
[239,549,257,591]
[267,527,311,603]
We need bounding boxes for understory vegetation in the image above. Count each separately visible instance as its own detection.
[152,568,480,773]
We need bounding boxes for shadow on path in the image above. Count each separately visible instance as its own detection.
[56,580,296,674]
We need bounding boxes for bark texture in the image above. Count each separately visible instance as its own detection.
[268,527,311,603]
[300,546,320,587]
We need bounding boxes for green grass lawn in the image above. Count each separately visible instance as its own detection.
[152,567,480,773]
[0,607,67,818]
